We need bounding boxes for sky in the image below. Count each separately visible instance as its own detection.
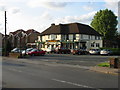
[0,0,119,34]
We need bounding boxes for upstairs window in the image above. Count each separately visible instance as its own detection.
[96,43,100,47]
[91,43,94,47]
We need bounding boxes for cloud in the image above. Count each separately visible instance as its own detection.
[53,11,97,25]
[0,3,7,11]
[83,5,93,11]
[40,12,52,20]
[104,0,118,15]
[8,7,21,14]
[27,1,67,9]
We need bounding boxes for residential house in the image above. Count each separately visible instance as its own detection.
[26,29,41,48]
[9,29,40,49]
[37,23,103,50]
[0,33,3,48]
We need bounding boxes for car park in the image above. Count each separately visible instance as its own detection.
[27,49,46,56]
[100,49,112,55]
[54,47,71,54]
[45,47,55,53]
[89,49,101,55]
[11,48,20,53]
[71,49,88,55]
[22,48,34,56]
[11,48,24,53]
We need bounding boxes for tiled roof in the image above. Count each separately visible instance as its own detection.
[10,29,40,35]
[26,29,40,35]
[10,29,25,35]
[41,23,102,36]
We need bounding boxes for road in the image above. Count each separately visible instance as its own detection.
[2,54,119,89]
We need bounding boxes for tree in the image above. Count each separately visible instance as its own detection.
[91,9,118,40]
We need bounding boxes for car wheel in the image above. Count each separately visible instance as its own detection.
[32,54,35,56]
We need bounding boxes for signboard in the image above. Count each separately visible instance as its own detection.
[46,40,60,42]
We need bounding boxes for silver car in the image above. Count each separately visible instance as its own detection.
[22,48,34,55]
[89,49,101,55]
[100,49,112,55]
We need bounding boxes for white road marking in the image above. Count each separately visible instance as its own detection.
[8,68,22,73]
[52,78,94,88]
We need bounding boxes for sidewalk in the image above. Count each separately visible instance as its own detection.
[90,66,119,75]
[2,56,119,75]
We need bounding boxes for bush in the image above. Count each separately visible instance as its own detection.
[98,62,110,67]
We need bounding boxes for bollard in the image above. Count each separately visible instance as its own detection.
[109,57,120,68]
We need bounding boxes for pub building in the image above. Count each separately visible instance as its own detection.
[37,23,103,51]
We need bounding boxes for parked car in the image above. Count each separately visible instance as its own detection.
[45,47,55,53]
[89,49,101,55]
[27,49,46,56]
[54,47,71,54]
[11,48,20,53]
[22,48,34,56]
[11,48,24,53]
[100,49,112,55]
[71,49,88,55]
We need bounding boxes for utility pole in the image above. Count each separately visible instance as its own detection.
[4,11,7,56]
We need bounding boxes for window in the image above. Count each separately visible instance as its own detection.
[98,36,101,40]
[96,43,100,47]
[73,34,76,40]
[48,35,50,39]
[81,34,83,39]
[91,43,94,47]
[95,36,97,40]
[89,35,90,39]
[66,34,69,40]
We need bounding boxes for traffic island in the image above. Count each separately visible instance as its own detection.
[90,66,118,75]
[90,57,120,75]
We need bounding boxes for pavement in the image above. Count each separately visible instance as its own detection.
[2,56,119,75]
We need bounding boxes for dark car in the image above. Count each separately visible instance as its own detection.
[27,49,46,56]
[55,47,71,54]
[71,49,88,55]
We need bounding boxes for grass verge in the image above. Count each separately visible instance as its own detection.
[97,62,110,67]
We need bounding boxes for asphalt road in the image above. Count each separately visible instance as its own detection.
[25,54,119,66]
[2,54,118,89]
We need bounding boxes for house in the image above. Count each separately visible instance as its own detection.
[9,29,40,49]
[0,33,3,48]
[37,23,103,50]
[9,29,27,49]
[26,29,41,48]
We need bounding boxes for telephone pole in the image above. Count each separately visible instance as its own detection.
[4,11,7,56]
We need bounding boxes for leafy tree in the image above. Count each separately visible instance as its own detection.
[91,9,118,40]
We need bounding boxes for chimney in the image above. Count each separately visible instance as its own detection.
[51,23,55,26]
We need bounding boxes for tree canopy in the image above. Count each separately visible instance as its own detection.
[91,9,118,40]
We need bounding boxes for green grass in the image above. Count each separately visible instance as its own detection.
[97,62,110,67]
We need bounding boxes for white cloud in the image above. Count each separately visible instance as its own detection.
[8,7,21,14]
[83,5,93,11]
[53,11,97,25]
[27,1,67,9]
[104,0,118,15]
[40,12,52,20]
[0,2,7,11]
